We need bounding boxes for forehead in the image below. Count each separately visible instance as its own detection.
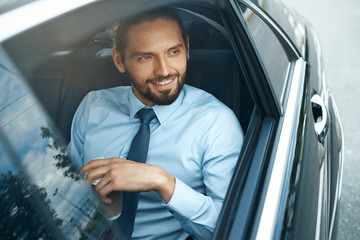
[124,18,184,53]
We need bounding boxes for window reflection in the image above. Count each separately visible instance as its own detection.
[237,1,290,104]
[0,170,63,239]
[0,69,118,239]
[40,124,81,182]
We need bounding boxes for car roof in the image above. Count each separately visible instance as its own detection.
[0,0,226,75]
[0,0,98,42]
[0,0,34,14]
[0,0,226,41]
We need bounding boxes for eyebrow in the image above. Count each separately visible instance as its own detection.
[131,43,185,57]
[168,43,185,52]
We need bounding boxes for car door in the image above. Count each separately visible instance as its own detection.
[0,0,343,239]
[212,0,335,239]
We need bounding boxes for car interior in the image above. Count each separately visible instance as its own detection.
[0,4,272,239]
[26,7,254,143]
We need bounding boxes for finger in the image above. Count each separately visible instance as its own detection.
[98,182,117,203]
[94,174,112,192]
[97,187,112,204]
[102,196,112,204]
[96,179,119,204]
[86,165,111,184]
[80,158,112,173]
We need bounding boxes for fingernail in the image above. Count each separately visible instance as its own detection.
[92,178,102,185]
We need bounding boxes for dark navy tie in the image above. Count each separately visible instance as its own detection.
[114,108,156,239]
[127,108,156,163]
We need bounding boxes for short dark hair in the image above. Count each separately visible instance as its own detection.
[111,7,187,58]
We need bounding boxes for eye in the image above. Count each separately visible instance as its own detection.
[169,49,180,56]
[139,55,151,61]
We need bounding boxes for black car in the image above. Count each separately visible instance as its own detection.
[0,0,343,239]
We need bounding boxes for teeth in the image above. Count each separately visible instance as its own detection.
[155,79,172,85]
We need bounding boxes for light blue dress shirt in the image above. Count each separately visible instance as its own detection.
[68,84,244,240]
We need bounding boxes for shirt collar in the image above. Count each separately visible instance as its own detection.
[128,87,185,124]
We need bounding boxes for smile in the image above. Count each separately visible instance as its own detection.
[148,75,178,91]
[154,79,173,85]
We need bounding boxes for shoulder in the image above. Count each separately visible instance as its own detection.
[85,86,131,105]
[75,86,131,119]
[182,84,233,116]
[181,86,244,154]
[75,86,131,116]
[182,84,243,133]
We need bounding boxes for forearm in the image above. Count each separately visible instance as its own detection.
[152,166,176,203]
[164,178,223,240]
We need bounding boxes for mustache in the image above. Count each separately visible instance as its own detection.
[146,73,180,84]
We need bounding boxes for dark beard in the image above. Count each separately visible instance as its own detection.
[125,71,186,105]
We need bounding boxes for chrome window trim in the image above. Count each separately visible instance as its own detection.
[315,160,325,240]
[0,0,97,41]
[328,92,345,240]
[232,0,307,114]
[255,58,306,240]
[236,0,301,60]
[230,0,284,116]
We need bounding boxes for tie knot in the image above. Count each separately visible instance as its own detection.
[137,108,156,125]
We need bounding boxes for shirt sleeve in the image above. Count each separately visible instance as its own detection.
[67,93,91,167]
[164,108,244,239]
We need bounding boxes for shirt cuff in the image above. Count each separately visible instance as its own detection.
[163,177,203,220]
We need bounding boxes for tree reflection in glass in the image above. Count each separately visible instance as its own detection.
[40,124,81,182]
[0,171,63,239]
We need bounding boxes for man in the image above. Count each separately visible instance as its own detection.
[68,7,244,240]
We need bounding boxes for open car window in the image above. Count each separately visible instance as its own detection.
[1,1,343,240]
[1,3,257,239]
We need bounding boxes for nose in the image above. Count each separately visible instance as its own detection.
[154,56,170,77]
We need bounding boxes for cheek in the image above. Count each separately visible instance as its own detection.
[169,57,187,74]
[126,63,153,82]
[178,62,188,76]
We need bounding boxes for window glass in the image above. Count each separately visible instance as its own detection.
[0,68,114,240]
[259,0,306,55]
[237,2,290,104]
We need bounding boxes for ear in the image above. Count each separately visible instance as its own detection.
[112,48,126,73]
[186,35,190,60]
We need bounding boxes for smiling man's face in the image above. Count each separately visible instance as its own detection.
[112,18,189,106]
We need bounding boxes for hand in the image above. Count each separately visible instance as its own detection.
[81,157,175,203]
